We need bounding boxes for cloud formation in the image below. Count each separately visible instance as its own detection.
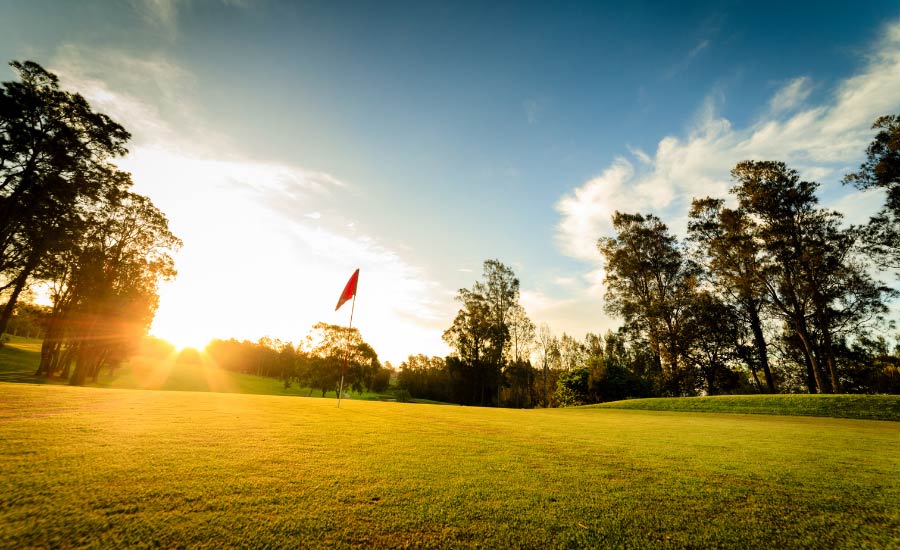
[556,21,900,265]
[768,76,812,114]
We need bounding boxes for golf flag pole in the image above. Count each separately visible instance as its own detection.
[335,269,359,408]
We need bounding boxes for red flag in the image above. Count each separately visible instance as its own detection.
[335,269,360,311]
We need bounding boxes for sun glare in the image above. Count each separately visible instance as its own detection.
[154,331,211,352]
[150,314,214,351]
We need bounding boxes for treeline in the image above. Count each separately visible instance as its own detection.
[400,115,900,406]
[0,61,180,385]
[203,322,391,396]
[598,156,899,398]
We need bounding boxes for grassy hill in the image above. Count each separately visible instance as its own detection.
[0,384,897,548]
[591,394,900,422]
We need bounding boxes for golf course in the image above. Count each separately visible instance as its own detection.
[4,5,900,547]
[1,337,898,548]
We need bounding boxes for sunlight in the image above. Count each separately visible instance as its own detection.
[117,147,451,365]
[150,302,214,351]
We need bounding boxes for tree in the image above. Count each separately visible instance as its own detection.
[505,303,535,407]
[599,212,701,396]
[36,191,181,385]
[305,322,382,397]
[732,160,892,394]
[688,197,776,392]
[555,367,590,407]
[398,355,451,402]
[535,323,559,406]
[558,333,586,372]
[683,291,746,395]
[844,114,900,269]
[477,259,520,406]
[443,259,521,406]
[505,303,534,364]
[0,61,130,336]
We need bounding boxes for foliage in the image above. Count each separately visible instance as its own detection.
[0,301,48,339]
[0,60,180,384]
[37,191,181,384]
[442,259,524,406]
[598,212,701,396]
[555,366,590,406]
[0,61,131,335]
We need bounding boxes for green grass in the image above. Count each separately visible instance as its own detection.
[592,394,900,421]
[1,384,898,548]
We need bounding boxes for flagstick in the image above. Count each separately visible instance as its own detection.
[337,292,356,409]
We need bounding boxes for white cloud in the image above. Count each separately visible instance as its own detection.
[51,45,205,149]
[556,20,900,266]
[520,288,616,340]
[769,76,812,114]
[132,0,179,33]
[555,158,634,261]
[547,20,900,338]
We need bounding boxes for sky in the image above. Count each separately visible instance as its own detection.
[2,1,900,364]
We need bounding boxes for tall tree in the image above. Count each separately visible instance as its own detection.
[732,160,891,393]
[0,61,130,335]
[688,197,776,392]
[443,259,520,406]
[535,323,559,406]
[505,303,534,364]
[599,212,701,396]
[37,190,181,385]
[505,303,535,407]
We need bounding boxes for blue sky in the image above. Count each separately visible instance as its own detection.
[2,1,900,363]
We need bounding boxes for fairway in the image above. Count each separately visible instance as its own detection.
[1,384,898,549]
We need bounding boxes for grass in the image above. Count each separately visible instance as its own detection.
[592,394,900,421]
[1,384,898,549]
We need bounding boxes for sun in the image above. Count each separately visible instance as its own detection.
[152,328,211,352]
[150,311,214,351]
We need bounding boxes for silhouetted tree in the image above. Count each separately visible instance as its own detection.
[305,322,382,396]
[36,191,180,384]
[444,259,521,406]
[0,61,130,335]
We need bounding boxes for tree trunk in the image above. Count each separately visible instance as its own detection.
[747,307,776,392]
[794,323,829,394]
[69,356,88,386]
[748,366,762,393]
[815,309,842,394]
[0,262,35,336]
[542,362,548,406]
